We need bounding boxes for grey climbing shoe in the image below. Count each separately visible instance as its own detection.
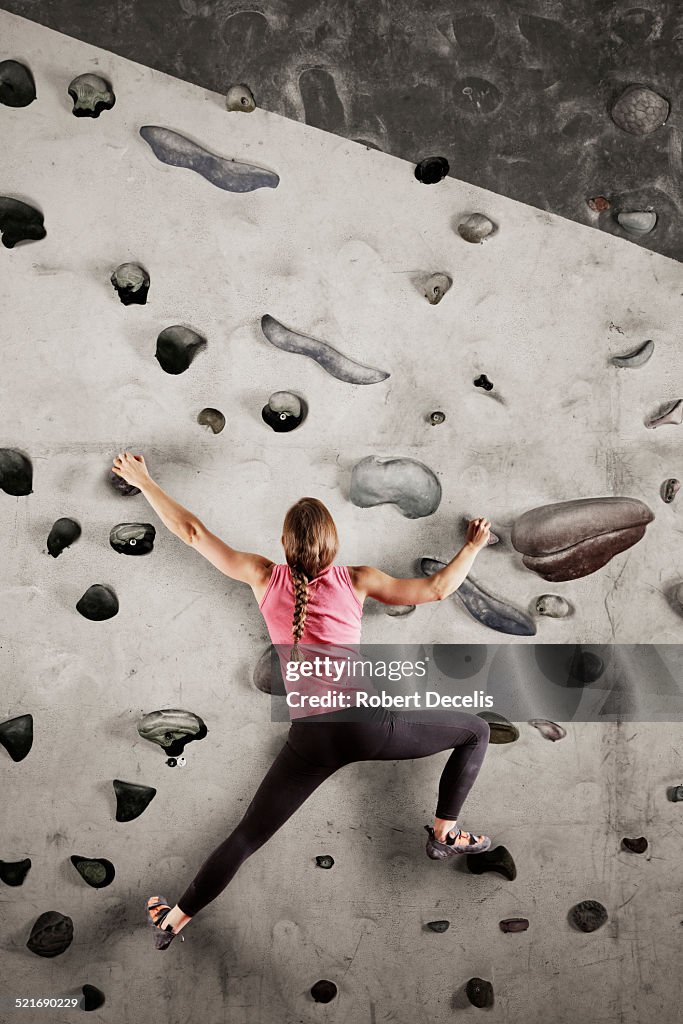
[424,824,492,859]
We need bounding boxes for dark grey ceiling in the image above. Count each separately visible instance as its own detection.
[3,1,682,260]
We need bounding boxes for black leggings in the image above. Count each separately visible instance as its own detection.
[177,706,490,917]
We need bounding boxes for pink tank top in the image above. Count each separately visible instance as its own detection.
[259,564,369,718]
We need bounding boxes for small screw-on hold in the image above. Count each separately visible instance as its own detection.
[166,757,177,767]
[177,755,186,768]
[315,854,334,869]
[668,785,683,802]
[587,196,611,212]
[429,411,446,425]
[474,374,493,391]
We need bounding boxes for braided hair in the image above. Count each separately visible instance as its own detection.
[281,497,339,662]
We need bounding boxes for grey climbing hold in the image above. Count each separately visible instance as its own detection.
[467,845,516,880]
[0,858,31,885]
[197,408,225,434]
[315,855,334,869]
[528,719,566,741]
[646,399,683,429]
[0,198,45,249]
[110,263,150,305]
[535,594,571,617]
[617,210,657,235]
[140,125,279,192]
[137,709,208,757]
[661,479,680,503]
[226,83,256,112]
[253,645,285,695]
[621,837,647,854]
[457,213,496,243]
[385,604,416,617]
[424,273,452,304]
[68,73,115,117]
[76,584,119,621]
[463,517,499,545]
[414,157,449,184]
[262,391,306,432]
[429,411,446,425]
[261,314,389,385]
[156,325,207,375]
[477,711,519,743]
[70,856,115,888]
[421,557,536,636]
[109,467,140,496]
[569,900,608,932]
[47,518,81,557]
[26,911,74,957]
[611,84,669,135]
[611,339,654,367]
[426,920,450,932]
[0,60,36,107]
[465,977,494,1008]
[109,523,156,556]
[352,457,441,519]
[113,779,157,822]
[0,714,33,762]
[500,917,529,933]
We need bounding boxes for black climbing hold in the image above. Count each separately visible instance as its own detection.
[166,757,177,767]
[47,518,82,557]
[668,785,683,802]
[429,411,446,425]
[474,374,493,391]
[82,985,105,1011]
[76,584,119,621]
[137,709,208,757]
[433,645,488,679]
[262,391,307,433]
[110,263,150,305]
[0,858,32,885]
[426,920,450,933]
[0,449,33,494]
[0,198,46,249]
[155,325,207,374]
[70,855,116,888]
[197,408,226,434]
[315,855,334,869]
[109,523,156,555]
[414,157,449,184]
[467,844,516,881]
[0,60,36,107]
[500,917,529,933]
[466,977,494,1008]
[661,478,680,503]
[622,837,648,854]
[26,911,74,958]
[569,650,604,683]
[113,779,157,822]
[477,711,519,743]
[0,713,33,762]
[569,899,608,932]
[311,980,337,1003]
[109,467,140,496]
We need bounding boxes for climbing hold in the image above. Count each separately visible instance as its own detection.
[414,157,449,184]
[70,856,115,888]
[569,650,604,683]
[253,646,285,695]
[262,391,307,432]
[156,325,207,375]
[0,198,45,249]
[617,210,657,235]
[47,518,82,557]
[465,977,494,1008]
[621,837,647,854]
[0,449,33,494]
[662,479,680,503]
[140,125,279,192]
[424,273,452,305]
[500,917,529,933]
[433,645,488,678]
[528,719,566,741]
[535,594,572,617]
[462,517,499,545]
[351,457,441,519]
[0,60,36,106]
[113,779,157,822]
[511,496,654,582]
[611,339,654,367]
[429,411,446,425]
[68,73,115,117]
[261,314,389,385]
[109,467,140,496]
[569,900,608,932]
[82,985,105,1012]
[426,920,450,932]
[26,911,74,957]
[315,855,334,869]
[474,374,493,391]
[477,711,519,743]
[0,714,33,762]
[467,845,516,880]
[109,523,156,556]
[137,709,208,757]
[76,584,119,621]
[197,408,225,434]
[421,557,536,636]
[646,398,683,429]
[110,263,150,305]
[385,604,416,617]
[587,196,611,212]
[0,858,32,885]
[668,785,683,802]
[226,83,256,112]
[311,980,337,1003]
[457,213,496,243]
[611,84,669,135]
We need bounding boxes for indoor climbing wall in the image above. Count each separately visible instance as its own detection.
[1,7,683,1022]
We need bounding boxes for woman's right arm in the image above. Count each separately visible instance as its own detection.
[350,518,491,605]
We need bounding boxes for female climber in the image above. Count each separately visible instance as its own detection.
[110,452,493,951]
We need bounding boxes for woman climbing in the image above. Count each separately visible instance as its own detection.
[111,452,493,951]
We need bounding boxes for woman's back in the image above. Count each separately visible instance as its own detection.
[259,563,363,645]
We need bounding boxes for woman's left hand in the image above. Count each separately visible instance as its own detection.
[112,451,151,488]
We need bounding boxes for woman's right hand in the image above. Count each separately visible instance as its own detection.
[465,517,491,551]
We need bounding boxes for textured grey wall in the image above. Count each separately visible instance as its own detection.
[1,0,682,259]
[2,9,683,1024]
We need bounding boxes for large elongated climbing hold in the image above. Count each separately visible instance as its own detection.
[261,315,389,384]
[421,557,536,635]
[140,126,279,193]
[352,457,441,518]
[511,496,654,582]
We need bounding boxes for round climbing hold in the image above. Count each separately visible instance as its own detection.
[315,855,334,869]
[414,157,449,184]
[311,980,337,1003]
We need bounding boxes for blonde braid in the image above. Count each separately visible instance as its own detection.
[290,566,310,662]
